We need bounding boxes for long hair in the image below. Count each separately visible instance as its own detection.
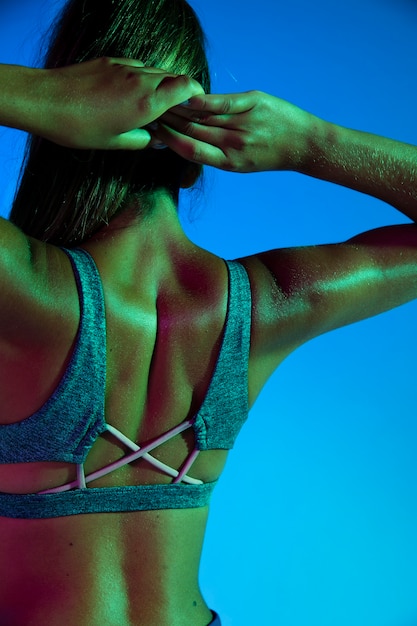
[9,0,210,246]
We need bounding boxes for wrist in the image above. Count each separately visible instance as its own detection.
[293,113,336,175]
[0,65,37,132]
[0,64,51,136]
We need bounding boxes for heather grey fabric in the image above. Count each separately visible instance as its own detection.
[0,248,107,465]
[0,248,251,518]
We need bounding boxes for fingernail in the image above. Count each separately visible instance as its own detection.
[147,122,159,131]
[151,142,168,150]
[180,99,191,107]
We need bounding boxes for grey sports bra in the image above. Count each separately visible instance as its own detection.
[0,248,252,519]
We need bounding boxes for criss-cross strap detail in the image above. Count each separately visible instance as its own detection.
[38,419,202,494]
[0,251,252,519]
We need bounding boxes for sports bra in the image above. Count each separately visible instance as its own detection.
[0,248,252,519]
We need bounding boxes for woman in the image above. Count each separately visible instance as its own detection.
[0,0,416,624]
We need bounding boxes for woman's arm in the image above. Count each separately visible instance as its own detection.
[0,64,39,136]
[159,91,417,377]
[0,59,204,150]
[298,121,417,223]
[159,91,417,222]
[0,59,204,339]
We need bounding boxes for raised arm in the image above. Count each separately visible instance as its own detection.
[159,90,417,221]
[298,121,417,223]
[0,59,204,338]
[0,58,203,150]
[159,91,417,382]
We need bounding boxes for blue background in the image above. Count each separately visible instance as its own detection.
[1,1,417,625]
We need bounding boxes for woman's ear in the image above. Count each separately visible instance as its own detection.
[180,163,202,189]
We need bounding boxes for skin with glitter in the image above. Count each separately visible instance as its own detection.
[0,1,417,625]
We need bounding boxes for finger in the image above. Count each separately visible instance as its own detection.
[108,58,180,75]
[155,74,205,107]
[106,128,152,151]
[162,108,236,129]
[170,92,256,119]
[156,123,229,169]
[160,111,236,145]
[108,58,145,67]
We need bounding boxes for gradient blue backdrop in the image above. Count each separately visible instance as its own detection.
[1,1,417,625]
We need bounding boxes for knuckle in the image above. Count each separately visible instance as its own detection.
[220,98,232,115]
[138,93,154,117]
[185,144,203,164]
[197,99,209,112]
[125,69,141,85]
[230,134,246,152]
[183,121,196,136]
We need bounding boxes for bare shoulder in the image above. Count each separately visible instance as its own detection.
[0,218,78,345]
[236,252,304,398]
[239,224,417,386]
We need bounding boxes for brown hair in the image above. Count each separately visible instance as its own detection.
[9,0,210,246]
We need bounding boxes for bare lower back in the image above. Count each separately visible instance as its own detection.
[0,506,214,626]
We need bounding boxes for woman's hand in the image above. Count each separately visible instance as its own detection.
[155,90,320,172]
[0,58,204,150]
[158,87,417,223]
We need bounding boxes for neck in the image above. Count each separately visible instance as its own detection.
[79,191,196,287]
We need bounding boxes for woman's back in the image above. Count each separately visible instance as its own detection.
[0,207,246,625]
[1,1,417,624]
